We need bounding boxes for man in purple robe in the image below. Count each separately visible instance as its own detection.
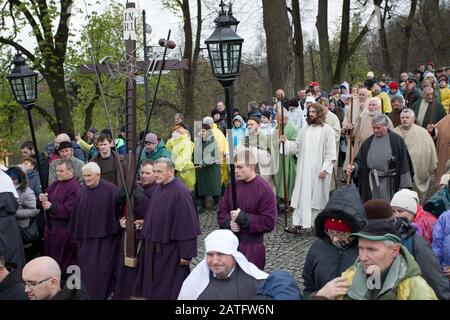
[141,158,201,300]
[69,162,122,300]
[39,159,80,272]
[113,160,158,299]
[218,149,278,270]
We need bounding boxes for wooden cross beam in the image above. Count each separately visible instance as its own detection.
[78,1,188,268]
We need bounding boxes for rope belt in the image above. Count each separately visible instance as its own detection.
[369,169,396,192]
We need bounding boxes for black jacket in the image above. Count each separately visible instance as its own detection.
[0,265,27,300]
[302,185,367,299]
[50,276,90,300]
[395,218,450,300]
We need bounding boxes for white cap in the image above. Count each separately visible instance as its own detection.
[390,189,418,215]
[205,229,238,255]
[367,71,374,78]
[305,96,316,105]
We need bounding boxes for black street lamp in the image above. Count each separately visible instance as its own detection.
[7,52,44,189]
[205,0,243,210]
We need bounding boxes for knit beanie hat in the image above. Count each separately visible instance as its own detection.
[390,189,418,215]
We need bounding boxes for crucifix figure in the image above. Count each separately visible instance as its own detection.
[80,1,188,267]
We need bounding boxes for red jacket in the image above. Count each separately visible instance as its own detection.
[413,204,437,244]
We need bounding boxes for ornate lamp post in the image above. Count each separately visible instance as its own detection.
[205,0,243,209]
[7,52,44,188]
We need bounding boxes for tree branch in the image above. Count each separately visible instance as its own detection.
[33,104,58,133]
[10,0,45,46]
[54,0,72,61]
[0,37,37,62]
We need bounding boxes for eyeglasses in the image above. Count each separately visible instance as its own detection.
[24,277,53,288]
[325,229,350,240]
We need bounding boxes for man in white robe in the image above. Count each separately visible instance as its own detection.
[281,103,336,233]
[320,98,341,190]
[394,109,438,203]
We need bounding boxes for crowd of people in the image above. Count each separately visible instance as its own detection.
[1,62,450,300]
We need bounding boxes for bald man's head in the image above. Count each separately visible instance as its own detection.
[22,256,61,300]
[54,133,70,146]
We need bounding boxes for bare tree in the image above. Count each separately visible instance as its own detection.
[316,0,332,90]
[291,0,305,90]
[377,0,393,76]
[399,0,418,76]
[420,0,442,61]
[178,0,202,127]
[262,0,293,96]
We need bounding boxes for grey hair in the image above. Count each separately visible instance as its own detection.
[82,162,101,175]
[368,97,381,108]
[154,157,174,170]
[382,240,396,248]
[400,108,415,118]
[372,114,389,127]
[55,158,74,171]
[390,95,405,106]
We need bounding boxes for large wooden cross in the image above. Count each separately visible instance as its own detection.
[80,1,188,267]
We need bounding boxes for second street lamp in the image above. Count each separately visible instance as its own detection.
[6,52,45,190]
[205,0,243,210]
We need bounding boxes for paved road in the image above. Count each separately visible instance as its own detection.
[191,208,314,287]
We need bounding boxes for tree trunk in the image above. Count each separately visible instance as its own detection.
[315,0,332,91]
[309,42,317,81]
[399,0,417,76]
[262,0,293,96]
[378,0,393,77]
[291,0,305,90]
[0,0,74,134]
[46,69,73,134]
[180,0,201,131]
[333,0,350,84]
[420,0,441,61]
[84,81,100,132]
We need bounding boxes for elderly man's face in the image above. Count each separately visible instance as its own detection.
[56,164,73,182]
[368,101,380,113]
[400,112,414,130]
[359,90,368,103]
[83,171,100,188]
[372,123,388,137]
[206,251,236,279]
[58,148,73,160]
[424,90,434,103]
[358,238,400,274]
[153,162,174,185]
[217,102,225,112]
[144,141,156,152]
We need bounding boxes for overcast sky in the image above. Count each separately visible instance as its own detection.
[12,0,377,62]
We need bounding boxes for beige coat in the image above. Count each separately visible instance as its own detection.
[434,115,450,190]
[394,124,438,203]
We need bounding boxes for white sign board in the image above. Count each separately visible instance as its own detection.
[123,7,137,40]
